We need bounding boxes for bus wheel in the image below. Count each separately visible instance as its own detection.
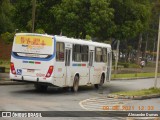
[94,75,104,89]
[34,84,48,92]
[71,75,79,92]
[62,87,70,91]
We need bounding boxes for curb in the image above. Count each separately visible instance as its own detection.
[0,80,29,85]
[111,77,154,80]
[107,94,160,100]
[0,73,29,85]
[0,77,155,85]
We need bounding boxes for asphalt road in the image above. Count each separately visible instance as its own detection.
[0,78,160,120]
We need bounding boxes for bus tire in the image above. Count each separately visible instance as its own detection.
[34,84,48,92]
[94,75,104,89]
[62,87,70,91]
[71,75,79,92]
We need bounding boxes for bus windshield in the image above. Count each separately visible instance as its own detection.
[12,35,54,58]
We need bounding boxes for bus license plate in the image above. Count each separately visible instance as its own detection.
[27,69,34,73]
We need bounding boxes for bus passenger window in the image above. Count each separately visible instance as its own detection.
[73,44,81,62]
[81,45,88,62]
[103,48,107,62]
[56,42,64,61]
[95,47,102,62]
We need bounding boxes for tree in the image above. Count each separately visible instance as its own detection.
[32,0,36,32]
[134,0,151,64]
[52,0,114,39]
[110,0,151,63]
[0,0,14,34]
[36,0,62,34]
[12,0,32,31]
[148,0,160,54]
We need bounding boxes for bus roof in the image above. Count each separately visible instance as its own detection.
[15,33,54,38]
[15,33,111,49]
[55,35,111,49]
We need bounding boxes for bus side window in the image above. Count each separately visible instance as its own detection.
[95,47,102,62]
[81,45,88,62]
[103,48,107,62]
[56,42,64,61]
[73,44,81,62]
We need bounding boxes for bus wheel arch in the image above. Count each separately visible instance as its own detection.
[71,74,79,92]
[94,73,105,89]
[101,72,105,83]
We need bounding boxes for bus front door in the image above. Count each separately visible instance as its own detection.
[65,49,71,86]
[89,51,94,84]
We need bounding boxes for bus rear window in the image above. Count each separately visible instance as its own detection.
[12,52,52,59]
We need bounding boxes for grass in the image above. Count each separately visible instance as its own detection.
[0,59,10,73]
[129,63,140,68]
[0,63,10,68]
[111,87,160,96]
[0,60,10,67]
[112,72,160,79]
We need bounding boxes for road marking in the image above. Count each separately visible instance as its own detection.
[79,97,132,111]
[79,97,160,120]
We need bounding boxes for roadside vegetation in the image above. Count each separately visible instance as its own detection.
[111,87,160,96]
[0,60,10,73]
[112,72,160,79]
[112,61,160,79]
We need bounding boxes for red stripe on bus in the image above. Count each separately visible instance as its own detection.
[82,64,86,66]
[35,62,41,64]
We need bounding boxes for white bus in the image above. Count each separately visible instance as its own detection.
[10,33,112,92]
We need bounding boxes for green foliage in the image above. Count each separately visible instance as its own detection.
[3,0,153,38]
[26,20,32,32]
[111,87,160,96]
[0,59,10,73]
[112,73,160,79]
[35,28,45,34]
[146,0,160,52]
[1,32,15,44]
[36,0,61,34]
[110,0,151,40]
[13,0,32,31]
[85,35,91,40]
[118,62,129,68]
[0,0,158,61]
[129,63,139,68]
[52,0,114,39]
[0,0,15,34]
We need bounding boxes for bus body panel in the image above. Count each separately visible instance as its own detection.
[93,62,107,84]
[53,61,66,86]
[71,62,89,86]
[10,33,55,85]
